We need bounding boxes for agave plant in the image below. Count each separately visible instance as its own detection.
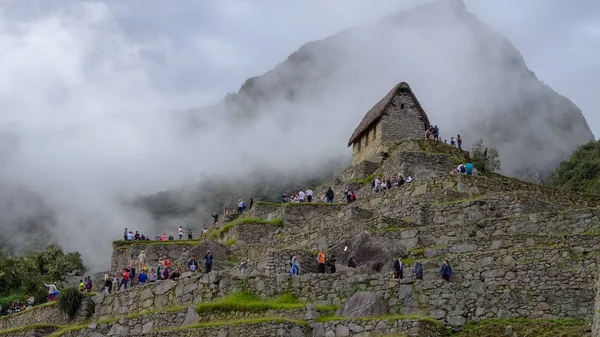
[57,287,83,318]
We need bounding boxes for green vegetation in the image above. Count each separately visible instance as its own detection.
[548,140,600,195]
[56,287,82,318]
[255,201,282,206]
[315,314,442,327]
[455,318,587,337]
[222,239,237,246]
[0,245,86,310]
[196,291,303,313]
[470,138,501,174]
[160,317,307,332]
[0,323,58,336]
[47,323,89,337]
[207,217,283,239]
[350,172,383,184]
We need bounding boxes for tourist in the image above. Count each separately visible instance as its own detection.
[111,274,119,292]
[393,256,404,279]
[317,250,326,274]
[104,274,112,295]
[123,228,128,241]
[433,125,439,140]
[237,199,246,213]
[162,266,169,280]
[118,268,129,291]
[457,135,462,150]
[325,187,334,203]
[347,254,357,269]
[170,268,181,281]
[187,229,193,239]
[440,259,452,282]
[78,279,85,292]
[188,256,199,272]
[138,268,148,284]
[328,254,337,273]
[27,295,34,307]
[413,260,423,281]
[298,190,306,202]
[450,137,455,146]
[306,188,313,202]
[282,192,289,203]
[44,282,58,302]
[465,162,474,175]
[148,269,157,282]
[178,226,183,240]
[211,213,219,224]
[373,177,382,192]
[205,250,213,273]
[240,257,248,274]
[290,255,300,275]
[406,176,413,183]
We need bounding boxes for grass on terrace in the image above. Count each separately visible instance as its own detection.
[113,238,202,247]
[207,217,283,240]
[454,318,588,337]
[159,317,307,332]
[255,201,346,207]
[315,314,443,326]
[195,291,336,313]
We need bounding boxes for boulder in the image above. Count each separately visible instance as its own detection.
[328,232,403,274]
[336,291,388,317]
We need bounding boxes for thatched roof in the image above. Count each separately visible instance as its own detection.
[348,82,430,146]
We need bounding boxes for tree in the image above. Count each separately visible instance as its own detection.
[548,140,600,194]
[28,244,87,283]
[0,245,86,307]
[470,138,501,174]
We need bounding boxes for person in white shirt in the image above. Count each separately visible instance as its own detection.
[373,178,382,192]
[406,176,413,183]
[298,190,305,202]
[126,231,133,241]
[178,226,183,240]
[306,188,313,202]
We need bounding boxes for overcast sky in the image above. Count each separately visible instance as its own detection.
[1,0,597,134]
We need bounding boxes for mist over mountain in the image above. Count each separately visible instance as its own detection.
[181,0,593,180]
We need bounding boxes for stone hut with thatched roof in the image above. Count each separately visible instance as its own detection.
[348,82,430,165]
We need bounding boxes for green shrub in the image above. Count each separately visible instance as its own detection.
[56,287,82,318]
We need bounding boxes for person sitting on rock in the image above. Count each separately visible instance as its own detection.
[169,268,181,281]
[450,137,456,146]
[386,178,392,190]
[465,162,474,175]
[317,250,327,274]
[413,260,423,281]
[347,254,357,269]
[396,175,405,186]
[188,256,199,272]
[393,256,404,279]
[168,235,175,240]
[148,269,157,282]
[440,259,452,282]
[138,268,148,284]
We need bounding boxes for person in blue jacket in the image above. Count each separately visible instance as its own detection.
[440,259,452,282]
[465,162,474,175]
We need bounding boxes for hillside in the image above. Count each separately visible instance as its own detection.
[548,140,600,195]
[179,0,593,182]
[1,139,598,337]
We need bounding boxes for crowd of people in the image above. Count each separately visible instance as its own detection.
[425,125,463,150]
[0,296,34,316]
